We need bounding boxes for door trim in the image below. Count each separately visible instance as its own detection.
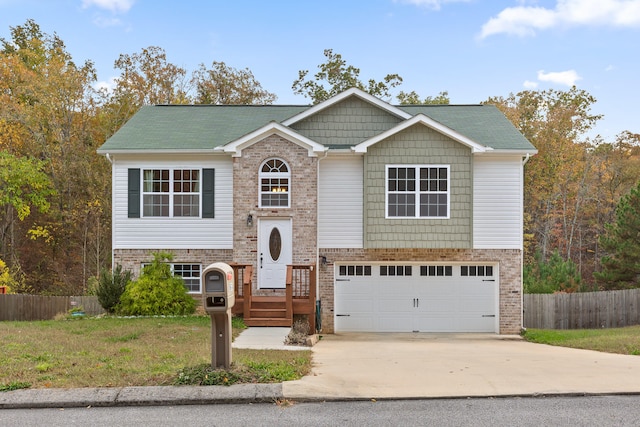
[257,218,292,289]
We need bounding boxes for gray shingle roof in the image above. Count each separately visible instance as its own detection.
[98,105,308,152]
[98,101,535,153]
[398,104,535,151]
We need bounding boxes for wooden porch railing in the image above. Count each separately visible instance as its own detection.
[229,263,316,332]
[229,264,252,317]
[286,264,316,333]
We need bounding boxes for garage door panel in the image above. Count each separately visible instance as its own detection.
[414,315,454,332]
[376,314,414,332]
[335,263,498,333]
[335,314,376,332]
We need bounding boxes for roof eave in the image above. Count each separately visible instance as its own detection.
[353,114,489,153]
[222,122,327,157]
[96,148,222,155]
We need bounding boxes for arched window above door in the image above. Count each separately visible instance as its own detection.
[259,158,290,208]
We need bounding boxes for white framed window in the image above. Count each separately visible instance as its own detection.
[141,263,202,293]
[386,165,450,219]
[173,264,202,293]
[142,169,200,217]
[259,158,290,208]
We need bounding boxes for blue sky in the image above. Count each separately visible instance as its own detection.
[1,0,639,140]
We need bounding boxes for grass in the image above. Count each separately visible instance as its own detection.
[522,325,640,355]
[0,315,311,390]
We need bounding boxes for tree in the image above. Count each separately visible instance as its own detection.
[117,252,196,316]
[192,61,276,105]
[0,152,56,264]
[485,88,602,264]
[594,181,640,289]
[397,90,450,105]
[113,46,189,106]
[1,20,111,294]
[0,258,17,293]
[96,264,131,313]
[524,250,583,293]
[104,46,190,131]
[292,49,403,104]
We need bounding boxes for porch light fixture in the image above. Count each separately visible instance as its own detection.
[320,255,327,266]
[246,214,253,227]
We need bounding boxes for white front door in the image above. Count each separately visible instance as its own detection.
[258,218,292,289]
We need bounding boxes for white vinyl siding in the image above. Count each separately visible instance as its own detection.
[473,155,523,249]
[112,155,233,249]
[318,156,363,248]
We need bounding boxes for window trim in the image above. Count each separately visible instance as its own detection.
[385,164,450,219]
[259,158,291,208]
[141,168,202,218]
[141,263,202,294]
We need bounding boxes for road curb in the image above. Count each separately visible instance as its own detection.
[0,384,284,409]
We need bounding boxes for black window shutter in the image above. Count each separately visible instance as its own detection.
[202,168,215,218]
[128,168,141,218]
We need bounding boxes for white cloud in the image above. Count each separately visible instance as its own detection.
[523,80,539,89]
[94,77,118,93]
[82,0,135,13]
[605,64,616,71]
[395,0,471,10]
[537,69,582,86]
[480,0,640,38]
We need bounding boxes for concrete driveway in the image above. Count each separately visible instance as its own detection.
[283,333,640,400]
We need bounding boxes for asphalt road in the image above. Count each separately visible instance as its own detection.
[3,395,640,426]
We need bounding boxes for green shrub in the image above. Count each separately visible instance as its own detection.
[116,252,195,316]
[96,265,132,313]
[524,250,582,293]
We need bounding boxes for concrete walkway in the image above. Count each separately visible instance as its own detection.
[3,329,640,408]
[232,327,308,351]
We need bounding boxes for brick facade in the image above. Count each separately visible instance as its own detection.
[232,135,318,295]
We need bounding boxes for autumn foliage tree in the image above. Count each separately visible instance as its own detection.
[192,61,276,105]
[1,20,110,294]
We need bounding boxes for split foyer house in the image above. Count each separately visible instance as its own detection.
[97,88,537,335]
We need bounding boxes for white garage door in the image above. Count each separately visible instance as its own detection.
[334,264,498,333]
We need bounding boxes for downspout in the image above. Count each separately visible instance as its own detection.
[104,153,115,270]
[315,148,329,332]
[520,152,530,332]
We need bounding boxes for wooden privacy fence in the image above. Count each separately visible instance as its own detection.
[0,295,105,321]
[524,289,640,329]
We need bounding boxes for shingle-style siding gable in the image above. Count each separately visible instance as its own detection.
[290,97,403,148]
[364,124,472,249]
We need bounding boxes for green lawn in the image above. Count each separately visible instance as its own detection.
[522,325,640,355]
[0,316,311,390]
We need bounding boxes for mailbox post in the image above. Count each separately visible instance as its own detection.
[202,262,235,369]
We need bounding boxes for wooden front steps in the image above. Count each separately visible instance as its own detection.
[244,296,292,327]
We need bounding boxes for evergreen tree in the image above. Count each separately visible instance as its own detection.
[594,181,640,289]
